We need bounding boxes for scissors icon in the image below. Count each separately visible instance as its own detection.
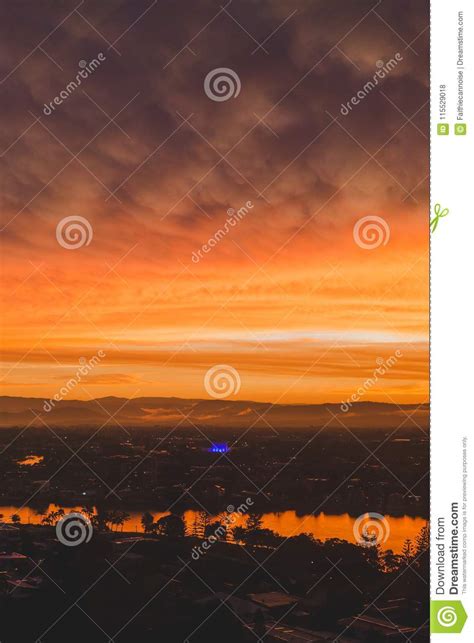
[430,203,449,233]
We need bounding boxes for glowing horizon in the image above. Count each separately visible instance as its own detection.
[0,2,429,405]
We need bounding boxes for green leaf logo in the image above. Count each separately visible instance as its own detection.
[431,601,467,633]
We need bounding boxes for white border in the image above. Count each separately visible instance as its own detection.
[431,0,473,637]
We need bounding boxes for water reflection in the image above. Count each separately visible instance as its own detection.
[16,455,44,466]
[0,505,426,553]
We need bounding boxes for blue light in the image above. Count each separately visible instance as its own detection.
[208,443,230,454]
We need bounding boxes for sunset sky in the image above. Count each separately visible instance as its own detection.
[0,0,429,405]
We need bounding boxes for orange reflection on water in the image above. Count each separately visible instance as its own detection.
[16,455,44,466]
[0,505,426,553]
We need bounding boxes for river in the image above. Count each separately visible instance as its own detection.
[0,505,426,553]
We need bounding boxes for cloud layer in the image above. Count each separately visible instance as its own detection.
[0,0,429,404]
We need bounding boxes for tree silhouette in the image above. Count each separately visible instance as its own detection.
[232,525,247,543]
[415,523,429,555]
[206,520,227,541]
[41,508,64,526]
[80,506,96,522]
[155,514,185,538]
[246,512,263,531]
[196,510,211,538]
[401,538,414,565]
[382,549,401,573]
[110,511,129,531]
[141,511,155,533]
[191,514,201,537]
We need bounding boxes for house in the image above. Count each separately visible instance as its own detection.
[0,552,28,572]
[248,591,299,617]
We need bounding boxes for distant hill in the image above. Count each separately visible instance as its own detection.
[0,396,429,430]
